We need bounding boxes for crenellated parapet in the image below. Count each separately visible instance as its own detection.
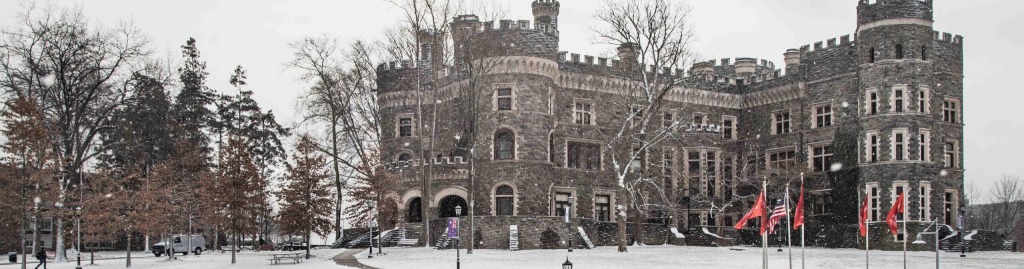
[688,57,782,85]
[933,31,964,46]
[797,34,856,53]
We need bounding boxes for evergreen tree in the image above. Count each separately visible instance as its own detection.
[278,134,334,259]
[171,38,215,154]
[218,136,267,264]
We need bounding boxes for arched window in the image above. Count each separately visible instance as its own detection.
[398,153,412,162]
[407,197,422,222]
[495,185,514,216]
[895,44,904,59]
[494,129,515,160]
[869,47,876,63]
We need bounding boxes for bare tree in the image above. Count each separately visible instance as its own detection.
[592,0,696,252]
[0,3,150,262]
[986,175,1024,238]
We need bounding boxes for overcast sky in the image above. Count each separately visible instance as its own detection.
[1,0,1020,201]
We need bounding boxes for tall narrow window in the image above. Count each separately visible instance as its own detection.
[943,99,960,123]
[868,90,879,115]
[919,182,931,221]
[494,129,515,160]
[918,88,930,113]
[495,185,515,216]
[944,142,958,168]
[398,116,414,137]
[869,47,876,63]
[554,192,572,217]
[811,145,834,172]
[772,110,792,135]
[567,141,601,170]
[868,183,880,221]
[921,46,927,61]
[722,116,737,140]
[866,131,879,162]
[895,44,904,59]
[630,145,645,172]
[919,130,931,162]
[813,104,833,128]
[723,156,734,202]
[892,130,907,161]
[548,133,555,163]
[943,190,957,225]
[662,150,674,191]
[496,88,513,110]
[893,88,905,113]
[893,183,907,242]
[663,112,674,128]
[595,195,611,222]
[706,152,717,197]
[687,151,701,196]
[574,100,594,125]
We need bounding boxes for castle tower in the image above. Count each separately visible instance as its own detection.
[417,29,446,71]
[855,0,962,226]
[451,14,481,69]
[532,0,560,36]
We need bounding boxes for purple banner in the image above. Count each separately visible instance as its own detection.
[447,217,459,238]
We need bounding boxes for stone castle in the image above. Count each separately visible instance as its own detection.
[377,0,964,250]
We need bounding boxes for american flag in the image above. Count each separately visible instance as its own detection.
[766,200,787,234]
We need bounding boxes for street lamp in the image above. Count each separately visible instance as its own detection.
[958,204,966,258]
[562,257,573,269]
[566,196,573,252]
[75,206,81,269]
[455,205,462,269]
[912,218,941,269]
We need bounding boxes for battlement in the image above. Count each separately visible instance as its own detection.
[859,0,931,7]
[798,34,855,53]
[933,31,964,45]
[557,51,690,78]
[857,0,933,26]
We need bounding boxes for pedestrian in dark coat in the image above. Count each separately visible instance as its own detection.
[33,249,46,269]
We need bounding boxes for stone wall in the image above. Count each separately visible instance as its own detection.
[427,216,670,250]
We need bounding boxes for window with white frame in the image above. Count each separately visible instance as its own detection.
[866,131,879,163]
[943,189,958,225]
[687,150,701,196]
[919,130,931,162]
[495,185,515,216]
[810,145,834,172]
[663,112,674,128]
[398,115,414,137]
[692,113,707,125]
[772,110,792,135]
[723,155,734,202]
[919,182,931,221]
[892,86,906,113]
[866,89,879,115]
[574,100,594,125]
[892,129,908,161]
[553,192,572,217]
[630,145,646,172]
[768,150,796,170]
[567,141,601,170]
[944,141,958,168]
[943,99,960,123]
[706,151,717,197]
[496,87,514,111]
[918,87,930,113]
[813,103,833,128]
[595,194,611,222]
[868,183,880,221]
[892,181,908,242]
[722,116,737,140]
[629,105,644,127]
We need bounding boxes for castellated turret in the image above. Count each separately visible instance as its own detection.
[532,0,560,36]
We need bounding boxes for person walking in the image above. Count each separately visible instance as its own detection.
[33,249,46,269]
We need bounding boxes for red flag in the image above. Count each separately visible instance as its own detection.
[886,193,905,235]
[734,189,766,231]
[859,195,869,236]
[793,181,805,230]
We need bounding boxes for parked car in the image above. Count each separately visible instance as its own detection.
[151,234,206,257]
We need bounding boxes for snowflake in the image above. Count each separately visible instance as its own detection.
[939,170,949,177]
[830,163,843,172]
[841,101,850,108]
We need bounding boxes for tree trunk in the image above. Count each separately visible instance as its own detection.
[143,235,149,253]
[305,233,311,259]
[213,228,219,255]
[617,191,628,252]
[633,205,643,246]
[125,233,131,268]
[55,218,66,262]
[331,119,343,241]
[230,232,236,264]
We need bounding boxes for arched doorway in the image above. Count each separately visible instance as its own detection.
[407,197,423,222]
[437,195,468,218]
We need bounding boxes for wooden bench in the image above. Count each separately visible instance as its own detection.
[269,253,303,265]
[220,246,240,254]
[397,238,418,247]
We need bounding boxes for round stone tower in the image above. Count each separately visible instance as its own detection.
[532,0,560,36]
[855,0,962,230]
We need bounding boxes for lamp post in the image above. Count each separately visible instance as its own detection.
[372,202,380,259]
[20,185,27,269]
[958,205,966,257]
[455,205,462,269]
[75,206,81,269]
[376,203,382,256]
[562,257,573,269]
[912,218,941,269]
[566,196,573,252]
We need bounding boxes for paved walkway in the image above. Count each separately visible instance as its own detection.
[333,249,378,269]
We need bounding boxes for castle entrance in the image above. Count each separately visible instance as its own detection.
[407,197,423,222]
[437,195,469,218]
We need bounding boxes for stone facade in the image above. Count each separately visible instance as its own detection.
[377,0,964,250]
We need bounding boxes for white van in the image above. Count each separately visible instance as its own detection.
[151,234,206,257]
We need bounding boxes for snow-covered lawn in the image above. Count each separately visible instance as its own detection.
[0,248,351,269]
[357,245,1024,269]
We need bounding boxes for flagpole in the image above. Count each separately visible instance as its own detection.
[763,178,768,269]
[902,190,908,269]
[800,173,805,269]
[865,184,870,269]
[786,181,792,269]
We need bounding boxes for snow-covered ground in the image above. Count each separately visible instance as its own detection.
[358,245,1024,269]
[0,248,350,269]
